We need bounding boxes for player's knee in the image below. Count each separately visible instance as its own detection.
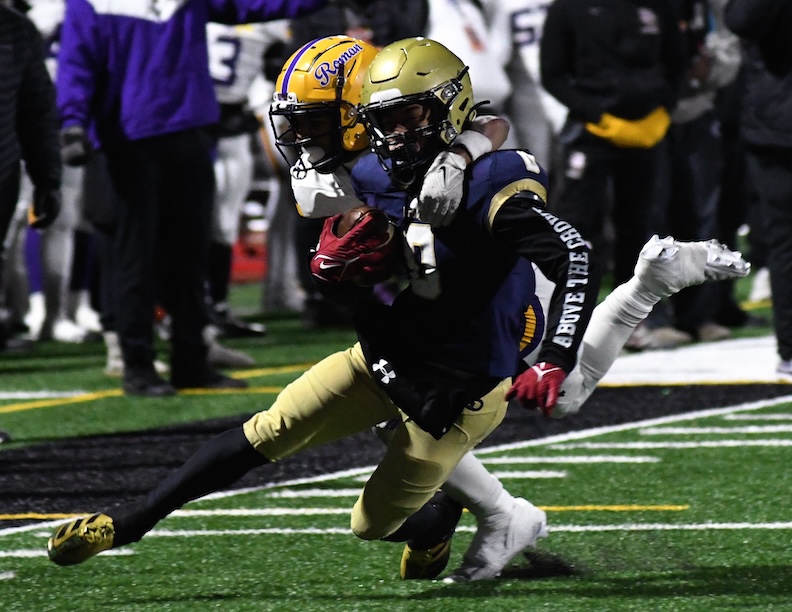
[350,500,396,541]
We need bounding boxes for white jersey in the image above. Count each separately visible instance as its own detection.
[486,0,568,133]
[425,0,512,110]
[207,21,288,105]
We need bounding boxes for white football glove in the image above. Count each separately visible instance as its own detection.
[417,150,467,227]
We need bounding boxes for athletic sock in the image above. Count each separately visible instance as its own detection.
[110,427,268,546]
[440,452,509,520]
[382,491,463,549]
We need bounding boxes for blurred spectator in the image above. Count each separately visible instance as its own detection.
[0,0,61,354]
[426,0,513,122]
[56,0,327,396]
[540,0,687,288]
[725,0,792,376]
[636,0,743,349]
[3,0,103,345]
[487,0,567,172]
[206,21,287,340]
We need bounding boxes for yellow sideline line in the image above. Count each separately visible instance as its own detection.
[0,505,689,521]
[0,390,123,414]
[0,363,314,415]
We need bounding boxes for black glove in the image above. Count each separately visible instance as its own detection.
[29,185,61,230]
[60,125,93,166]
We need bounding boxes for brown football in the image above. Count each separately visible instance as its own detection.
[335,206,390,237]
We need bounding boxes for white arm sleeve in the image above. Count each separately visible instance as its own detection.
[290,155,362,218]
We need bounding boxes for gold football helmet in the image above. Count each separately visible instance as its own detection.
[359,37,475,187]
[269,36,379,173]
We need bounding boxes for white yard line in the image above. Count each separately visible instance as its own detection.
[554,440,792,449]
[724,413,792,420]
[0,391,87,400]
[480,455,660,464]
[490,470,567,479]
[4,394,792,541]
[134,522,792,537]
[0,549,133,559]
[477,394,792,454]
[641,425,792,434]
[269,489,362,498]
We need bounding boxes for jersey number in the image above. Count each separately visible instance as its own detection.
[210,36,242,87]
[516,150,541,174]
[404,221,441,300]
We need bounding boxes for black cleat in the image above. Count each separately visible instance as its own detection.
[172,369,248,390]
[123,367,177,397]
[400,492,463,580]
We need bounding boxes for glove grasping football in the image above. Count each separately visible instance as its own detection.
[506,362,567,417]
[310,206,397,286]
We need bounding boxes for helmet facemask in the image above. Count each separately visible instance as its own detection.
[269,37,378,174]
[361,64,472,190]
[362,97,444,189]
[269,95,356,174]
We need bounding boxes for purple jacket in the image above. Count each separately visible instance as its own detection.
[57,0,326,144]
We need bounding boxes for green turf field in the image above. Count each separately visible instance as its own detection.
[2,280,791,611]
[4,393,792,611]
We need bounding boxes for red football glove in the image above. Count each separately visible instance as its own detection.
[506,362,567,416]
[310,211,396,286]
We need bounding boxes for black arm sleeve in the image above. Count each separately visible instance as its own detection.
[17,20,61,191]
[490,196,602,373]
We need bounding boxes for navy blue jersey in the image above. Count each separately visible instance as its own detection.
[351,149,600,380]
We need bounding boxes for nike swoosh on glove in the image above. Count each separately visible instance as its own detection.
[310,209,396,286]
[417,150,467,227]
[506,362,567,417]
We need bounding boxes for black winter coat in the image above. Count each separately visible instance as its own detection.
[725,0,792,148]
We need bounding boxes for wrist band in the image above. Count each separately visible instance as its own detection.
[453,130,492,161]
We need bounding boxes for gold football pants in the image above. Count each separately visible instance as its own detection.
[243,343,510,540]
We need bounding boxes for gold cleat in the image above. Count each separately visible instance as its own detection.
[47,513,115,566]
[400,539,452,580]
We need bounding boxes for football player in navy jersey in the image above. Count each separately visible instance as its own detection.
[271,36,551,581]
[47,36,751,585]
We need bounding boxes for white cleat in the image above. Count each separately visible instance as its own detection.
[42,319,88,343]
[443,498,548,583]
[635,235,751,298]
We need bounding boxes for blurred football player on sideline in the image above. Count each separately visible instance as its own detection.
[205,20,288,340]
[47,38,749,583]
